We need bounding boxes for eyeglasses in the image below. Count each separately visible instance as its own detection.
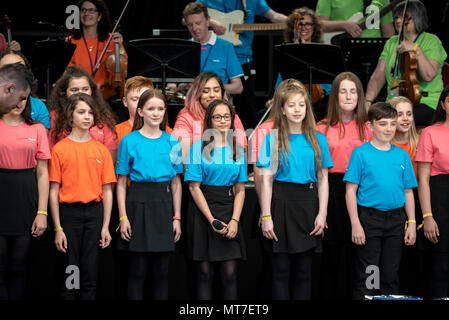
[81,8,98,14]
[298,22,314,29]
[212,114,231,122]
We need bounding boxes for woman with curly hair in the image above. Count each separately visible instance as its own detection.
[48,66,116,160]
[48,93,116,300]
[67,0,126,89]
[283,7,323,44]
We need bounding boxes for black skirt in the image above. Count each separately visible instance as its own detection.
[323,173,352,245]
[186,185,246,262]
[0,168,37,236]
[264,180,322,254]
[419,174,449,252]
[117,181,175,252]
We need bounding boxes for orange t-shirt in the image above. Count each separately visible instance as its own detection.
[115,120,173,151]
[317,119,372,174]
[67,34,126,88]
[392,139,418,179]
[49,137,117,203]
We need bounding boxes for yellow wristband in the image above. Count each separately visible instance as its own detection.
[119,216,128,221]
[413,43,418,51]
[408,219,416,224]
[261,215,272,221]
[423,213,433,218]
[54,226,63,232]
[37,210,48,216]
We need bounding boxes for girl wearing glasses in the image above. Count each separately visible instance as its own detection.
[67,0,126,89]
[184,99,247,300]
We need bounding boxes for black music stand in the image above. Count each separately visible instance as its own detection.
[30,39,76,101]
[340,37,388,89]
[127,38,200,95]
[274,43,346,98]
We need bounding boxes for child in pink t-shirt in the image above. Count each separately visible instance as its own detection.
[416,86,449,299]
[0,94,51,299]
[316,72,371,300]
[47,66,117,159]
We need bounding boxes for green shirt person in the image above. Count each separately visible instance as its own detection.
[316,0,394,43]
[365,0,447,127]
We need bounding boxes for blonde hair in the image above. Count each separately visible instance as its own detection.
[388,96,419,154]
[272,84,322,175]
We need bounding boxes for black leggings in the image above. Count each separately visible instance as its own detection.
[196,260,237,300]
[127,252,169,300]
[271,250,313,300]
[0,235,32,300]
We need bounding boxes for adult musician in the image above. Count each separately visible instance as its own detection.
[0,63,34,115]
[316,0,394,40]
[67,0,126,89]
[183,2,244,95]
[197,0,287,129]
[365,0,447,127]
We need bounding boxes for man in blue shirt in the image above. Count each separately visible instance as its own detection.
[183,2,244,95]
[197,0,287,128]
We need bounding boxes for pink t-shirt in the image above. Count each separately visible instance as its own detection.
[172,110,247,146]
[0,119,51,169]
[49,111,117,151]
[415,122,449,176]
[249,120,274,164]
[316,119,372,173]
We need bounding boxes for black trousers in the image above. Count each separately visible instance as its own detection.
[353,206,406,300]
[59,201,103,300]
[426,251,449,299]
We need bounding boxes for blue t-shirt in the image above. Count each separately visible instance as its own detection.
[30,96,51,129]
[116,130,183,182]
[198,0,271,64]
[200,33,244,84]
[257,131,333,183]
[274,73,332,95]
[343,142,418,211]
[184,140,248,186]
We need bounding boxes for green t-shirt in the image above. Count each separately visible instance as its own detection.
[379,32,447,109]
[316,0,393,38]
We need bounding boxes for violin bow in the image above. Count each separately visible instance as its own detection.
[92,0,131,76]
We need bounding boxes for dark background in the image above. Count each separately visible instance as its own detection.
[2,0,448,105]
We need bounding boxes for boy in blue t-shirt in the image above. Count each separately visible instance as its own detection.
[343,102,417,299]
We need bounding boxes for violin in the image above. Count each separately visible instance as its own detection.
[3,15,12,43]
[293,13,324,105]
[391,0,421,105]
[92,0,130,100]
[103,23,128,100]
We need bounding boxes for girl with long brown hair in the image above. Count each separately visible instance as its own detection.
[257,84,332,299]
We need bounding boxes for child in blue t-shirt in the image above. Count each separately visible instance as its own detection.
[344,102,417,300]
[115,88,183,300]
[184,99,247,300]
[256,84,333,300]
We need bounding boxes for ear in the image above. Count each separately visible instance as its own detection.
[441,100,446,111]
[4,83,15,94]
[122,96,128,108]
[136,107,143,118]
[367,121,374,132]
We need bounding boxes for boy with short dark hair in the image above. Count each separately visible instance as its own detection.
[344,102,417,299]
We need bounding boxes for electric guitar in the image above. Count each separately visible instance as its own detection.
[322,0,402,45]
[208,8,285,46]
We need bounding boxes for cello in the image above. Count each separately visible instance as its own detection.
[293,13,325,105]
[391,0,421,105]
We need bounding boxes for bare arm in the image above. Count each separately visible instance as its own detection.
[264,9,287,23]
[418,162,439,244]
[171,175,182,242]
[311,168,329,236]
[179,137,192,170]
[226,182,245,239]
[404,188,416,246]
[365,59,387,110]
[100,183,113,248]
[50,182,67,253]
[346,181,365,245]
[224,77,243,95]
[259,168,277,241]
[189,181,227,236]
[397,41,441,82]
[32,159,49,237]
[317,16,363,37]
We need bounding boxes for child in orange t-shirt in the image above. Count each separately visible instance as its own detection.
[48,93,117,300]
[116,76,173,151]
